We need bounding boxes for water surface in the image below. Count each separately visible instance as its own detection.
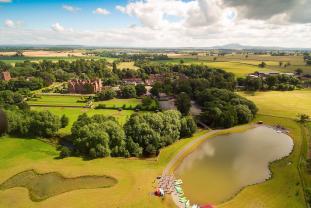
[0,170,117,201]
[174,126,293,205]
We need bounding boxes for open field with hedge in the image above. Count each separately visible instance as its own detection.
[117,61,139,70]
[154,58,280,77]
[27,95,142,109]
[27,95,87,107]
[156,54,311,76]
[0,56,116,65]
[94,98,141,108]
[239,89,311,119]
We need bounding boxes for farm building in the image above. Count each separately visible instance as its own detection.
[1,71,11,81]
[68,79,103,94]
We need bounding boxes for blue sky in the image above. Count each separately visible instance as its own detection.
[0,0,138,30]
[0,0,310,47]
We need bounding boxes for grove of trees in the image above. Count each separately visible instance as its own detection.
[66,110,196,158]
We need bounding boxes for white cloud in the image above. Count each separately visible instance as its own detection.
[4,19,15,28]
[62,4,80,12]
[51,22,65,32]
[0,0,11,3]
[4,19,22,28]
[93,8,110,15]
[1,0,311,48]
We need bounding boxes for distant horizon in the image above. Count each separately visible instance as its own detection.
[0,0,311,48]
[0,43,310,51]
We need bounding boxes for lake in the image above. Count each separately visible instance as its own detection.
[174,126,294,205]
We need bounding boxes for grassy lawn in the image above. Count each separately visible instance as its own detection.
[0,130,208,208]
[239,89,311,118]
[94,98,141,108]
[203,62,277,77]
[117,61,139,70]
[31,107,134,134]
[27,95,87,107]
[154,59,279,77]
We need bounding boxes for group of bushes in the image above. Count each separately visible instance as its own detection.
[61,110,196,158]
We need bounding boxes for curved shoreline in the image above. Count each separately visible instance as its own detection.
[165,124,294,208]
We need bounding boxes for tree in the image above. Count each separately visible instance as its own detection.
[59,146,71,158]
[120,85,136,98]
[265,76,278,89]
[29,111,61,137]
[297,114,310,123]
[180,59,185,64]
[61,114,69,128]
[258,62,266,68]
[124,110,182,156]
[71,114,129,158]
[150,82,162,97]
[295,68,303,75]
[135,84,147,96]
[112,62,118,73]
[95,88,116,101]
[236,105,253,124]
[175,93,191,116]
[180,116,197,137]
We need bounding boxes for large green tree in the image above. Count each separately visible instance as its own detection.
[175,92,191,116]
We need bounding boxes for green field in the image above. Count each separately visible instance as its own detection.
[27,95,87,107]
[117,61,139,70]
[0,130,208,208]
[31,107,134,134]
[0,56,117,65]
[157,54,311,76]
[154,58,280,77]
[94,98,141,108]
[239,90,311,118]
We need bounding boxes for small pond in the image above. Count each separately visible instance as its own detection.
[0,170,117,201]
[174,126,293,205]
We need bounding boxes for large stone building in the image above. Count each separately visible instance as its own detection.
[1,71,11,81]
[68,79,103,94]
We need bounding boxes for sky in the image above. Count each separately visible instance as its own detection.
[0,0,311,48]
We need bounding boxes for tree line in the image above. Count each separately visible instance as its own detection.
[237,74,301,91]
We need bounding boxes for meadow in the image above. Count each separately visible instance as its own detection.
[117,61,139,70]
[158,54,311,77]
[239,89,311,119]
[0,56,117,65]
